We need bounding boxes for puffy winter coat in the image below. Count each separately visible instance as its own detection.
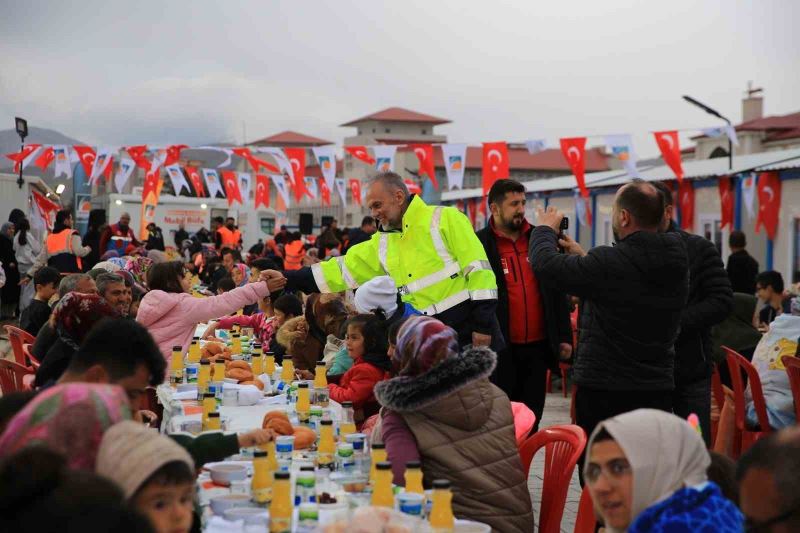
[136,282,269,368]
[328,356,389,422]
[529,227,689,391]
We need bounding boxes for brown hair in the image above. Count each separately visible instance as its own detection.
[146,261,185,294]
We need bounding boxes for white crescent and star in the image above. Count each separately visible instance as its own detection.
[661,134,675,151]
[414,148,427,161]
[763,186,775,203]
[566,146,581,162]
[290,158,301,172]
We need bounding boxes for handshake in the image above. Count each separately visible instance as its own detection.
[258,269,288,293]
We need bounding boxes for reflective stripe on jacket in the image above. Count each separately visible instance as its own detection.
[46,229,82,273]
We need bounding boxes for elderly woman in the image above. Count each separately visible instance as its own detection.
[373,316,533,532]
[585,409,742,532]
[34,292,119,387]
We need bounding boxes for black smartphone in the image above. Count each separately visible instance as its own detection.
[558,217,569,252]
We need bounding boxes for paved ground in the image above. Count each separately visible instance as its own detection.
[527,383,583,532]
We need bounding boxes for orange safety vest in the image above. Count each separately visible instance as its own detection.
[217,226,241,248]
[46,229,82,272]
[284,241,306,270]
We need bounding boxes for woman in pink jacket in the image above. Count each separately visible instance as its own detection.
[136,261,286,366]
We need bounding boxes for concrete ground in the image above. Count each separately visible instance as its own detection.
[527,385,583,533]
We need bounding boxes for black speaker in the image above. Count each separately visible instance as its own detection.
[298,213,313,235]
[321,215,334,228]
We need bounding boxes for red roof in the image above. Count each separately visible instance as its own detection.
[693,111,800,142]
[248,130,333,147]
[340,107,451,127]
[430,146,609,172]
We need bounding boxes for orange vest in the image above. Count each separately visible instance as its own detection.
[284,241,306,270]
[217,226,241,248]
[46,229,82,272]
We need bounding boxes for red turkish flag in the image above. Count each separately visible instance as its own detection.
[232,148,279,174]
[103,157,114,182]
[73,146,96,178]
[718,176,734,230]
[184,166,206,197]
[411,144,438,190]
[404,179,422,195]
[320,178,331,207]
[756,171,782,240]
[164,144,188,166]
[222,171,243,206]
[31,189,61,230]
[284,148,310,202]
[142,167,160,201]
[678,179,695,231]
[255,174,270,209]
[5,144,41,173]
[559,138,588,198]
[34,147,55,170]
[345,146,375,165]
[349,179,363,206]
[126,145,151,170]
[482,142,509,195]
[654,131,684,183]
[467,198,478,227]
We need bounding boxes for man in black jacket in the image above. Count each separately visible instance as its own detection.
[726,230,759,294]
[529,181,689,444]
[476,180,572,429]
[653,181,733,445]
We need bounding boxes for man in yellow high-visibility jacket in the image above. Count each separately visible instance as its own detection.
[284,172,501,349]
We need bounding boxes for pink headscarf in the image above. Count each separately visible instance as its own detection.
[0,383,131,471]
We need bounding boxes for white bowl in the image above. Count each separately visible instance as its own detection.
[455,519,492,533]
[223,507,269,525]
[208,462,248,486]
[209,493,253,515]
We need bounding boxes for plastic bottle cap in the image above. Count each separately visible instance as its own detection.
[172,345,182,351]
[342,401,353,408]
[300,466,315,471]
[193,336,199,340]
[406,461,421,469]
[320,420,333,426]
[203,393,215,398]
[254,450,267,458]
[274,472,290,480]
[200,360,210,365]
[316,362,326,367]
[371,443,385,450]
[298,382,309,388]
[376,462,392,470]
[432,479,451,489]
[208,412,220,418]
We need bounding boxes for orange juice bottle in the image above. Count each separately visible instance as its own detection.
[317,419,336,470]
[251,450,273,505]
[198,360,211,392]
[231,333,242,354]
[296,382,310,423]
[188,337,201,363]
[429,479,455,531]
[265,351,276,376]
[170,345,184,386]
[206,411,221,431]
[371,462,394,508]
[369,442,387,485]
[214,360,225,382]
[269,471,292,532]
[313,362,327,388]
[251,343,263,374]
[201,393,216,429]
[280,356,294,383]
[339,401,356,441]
[404,461,424,494]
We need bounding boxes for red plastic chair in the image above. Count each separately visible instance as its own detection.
[724,346,772,459]
[573,485,596,533]
[545,365,570,397]
[0,359,34,394]
[22,343,40,371]
[781,356,800,424]
[519,424,587,533]
[4,325,36,367]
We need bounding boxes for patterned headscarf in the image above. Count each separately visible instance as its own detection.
[393,316,459,377]
[52,292,119,349]
[100,250,120,260]
[108,257,128,270]
[0,383,131,471]
[93,260,123,273]
[124,256,153,286]
[232,263,250,288]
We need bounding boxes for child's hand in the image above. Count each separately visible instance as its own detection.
[295,369,314,380]
[238,428,276,447]
[201,321,218,339]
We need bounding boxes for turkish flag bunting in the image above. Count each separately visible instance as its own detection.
[73,146,96,178]
[653,131,684,183]
[31,189,60,230]
[221,171,243,206]
[482,142,509,195]
[255,174,270,209]
[126,145,151,170]
[34,147,55,170]
[678,179,695,231]
[232,148,279,174]
[345,146,375,165]
[718,176,734,230]
[319,178,331,207]
[164,144,189,166]
[404,179,422,195]
[284,148,310,202]
[756,171,781,240]
[349,179,363,206]
[185,166,206,197]
[559,137,589,198]
[411,144,438,190]
[103,157,114,182]
[5,144,42,173]
[142,167,160,201]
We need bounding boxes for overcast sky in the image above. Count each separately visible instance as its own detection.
[1,0,797,158]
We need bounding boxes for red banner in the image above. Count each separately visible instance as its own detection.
[284,148,309,202]
[404,179,421,195]
[319,178,331,206]
[345,146,375,165]
[5,144,41,173]
[482,142,509,196]
[232,147,279,174]
[73,146,96,178]
[654,131,684,183]
[756,171,782,240]
[718,176,734,230]
[33,147,55,170]
[222,171,243,206]
[559,137,588,197]
[126,145,151,170]
[349,178,362,206]
[255,174,270,209]
[185,166,205,197]
[678,179,695,231]
[142,167,160,201]
[411,144,438,190]
[164,144,188,166]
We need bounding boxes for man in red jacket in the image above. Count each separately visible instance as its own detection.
[476,179,573,430]
[99,212,140,255]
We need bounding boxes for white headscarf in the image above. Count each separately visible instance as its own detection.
[585,409,710,532]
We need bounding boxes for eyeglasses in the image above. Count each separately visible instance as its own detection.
[745,506,800,533]
[584,459,632,485]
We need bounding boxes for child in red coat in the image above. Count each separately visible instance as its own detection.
[328,314,390,425]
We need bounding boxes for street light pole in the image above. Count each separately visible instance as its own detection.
[682,96,733,170]
[14,117,29,189]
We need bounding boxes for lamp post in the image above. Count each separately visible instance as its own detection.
[14,117,28,189]
[682,96,733,170]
